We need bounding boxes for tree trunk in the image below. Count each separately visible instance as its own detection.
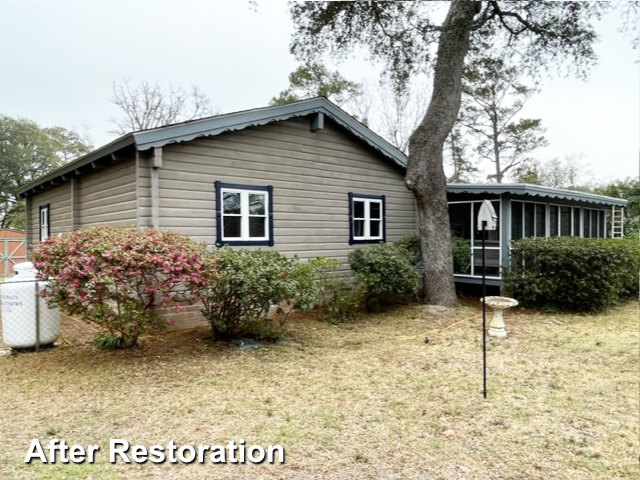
[405,1,481,307]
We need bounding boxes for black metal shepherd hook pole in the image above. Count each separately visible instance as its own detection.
[482,221,487,399]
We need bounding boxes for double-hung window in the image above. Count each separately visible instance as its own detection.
[215,182,273,246]
[39,204,50,242]
[349,193,385,244]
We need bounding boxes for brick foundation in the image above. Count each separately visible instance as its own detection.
[156,304,208,332]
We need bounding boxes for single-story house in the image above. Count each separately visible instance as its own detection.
[17,96,627,313]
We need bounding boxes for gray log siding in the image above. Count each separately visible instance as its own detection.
[157,116,417,266]
[27,158,138,251]
[136,153,153,227]
[78,159,137,226]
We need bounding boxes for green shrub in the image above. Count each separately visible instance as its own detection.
[395,233,471,274]
[451,236,471,274]
[33,226,206,348]
[503,237,639,312]
[394,233,421,263]
[325,281,364,323]
[348,243,419,310]
[305,257,342,308]
[196,248,318,340]
[91,332,125,350]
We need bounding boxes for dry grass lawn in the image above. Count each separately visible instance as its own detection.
[0,300,637,480]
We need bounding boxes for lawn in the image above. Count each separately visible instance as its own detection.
[0,300,637,480]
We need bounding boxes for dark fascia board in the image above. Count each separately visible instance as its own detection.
[132,97,408,168]
[447,183,627,207]
[17,134,135,198]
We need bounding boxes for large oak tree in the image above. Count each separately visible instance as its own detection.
[289,1,610,306]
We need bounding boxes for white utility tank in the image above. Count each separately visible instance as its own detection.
[1,262,59,348]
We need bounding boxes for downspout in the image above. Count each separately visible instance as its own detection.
[151,147,162,228]
[500,194,511,294]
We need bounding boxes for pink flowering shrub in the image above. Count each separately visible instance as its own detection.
[33,226,210,348]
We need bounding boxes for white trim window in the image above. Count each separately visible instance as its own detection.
[39,205,50,242]
[216,182,273,246]
[349,193,385,244]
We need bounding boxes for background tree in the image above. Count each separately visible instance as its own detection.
[593,177,640,237]
[617,1,640,52]
[512,153,593,190]
[459,56,548,183]
[289,1,608,306]
[0,115,92,229]
[270,63,361,107]
[369,79,429,153]
[270,63,428,153]
[445,124,478,183]
[109,80,215,136]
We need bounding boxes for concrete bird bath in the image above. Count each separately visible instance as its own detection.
[481,296,518,338]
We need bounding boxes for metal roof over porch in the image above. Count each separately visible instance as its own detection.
[447,183,627,207]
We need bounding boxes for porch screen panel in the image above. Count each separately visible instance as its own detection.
[583,209,591,237]
[573,208,581,236]
[449,203,472,241]
[560,206,571,236]
[524,203,535,238]
[511,201,523,241]
[473,249,500,277]
[474,201,500,247]
[535,204,546,237]
[598,211,605,238]
[550,206,559,237]
[591,210,598,238]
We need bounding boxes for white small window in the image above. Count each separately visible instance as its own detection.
[39,205,50,242]
[349,194,385,244]
[216,182,273,245]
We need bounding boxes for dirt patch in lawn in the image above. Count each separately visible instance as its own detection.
[0,300,637,480]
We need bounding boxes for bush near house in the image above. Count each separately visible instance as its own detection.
[196,248,320,340]
[395,233,471,274]
[349,243,419,311]
[503,236,639,312]
[33,226,207,348]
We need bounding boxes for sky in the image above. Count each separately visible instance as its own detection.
[0,1,638,184]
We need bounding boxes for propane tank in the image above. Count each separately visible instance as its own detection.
[1,262,59,348]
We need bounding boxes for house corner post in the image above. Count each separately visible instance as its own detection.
[24,195,32,255]
[500,195,511,292]
[70,177,80,231]
[151,147,162,229]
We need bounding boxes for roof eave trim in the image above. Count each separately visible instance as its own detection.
[17,135,136,198]
[447,183,627,207]
[133,98,408,168]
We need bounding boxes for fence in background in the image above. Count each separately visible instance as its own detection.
[0,229,26,277]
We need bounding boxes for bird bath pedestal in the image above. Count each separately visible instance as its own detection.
[481,296,518,338]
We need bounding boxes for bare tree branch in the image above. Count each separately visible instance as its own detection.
[108,80,216,136]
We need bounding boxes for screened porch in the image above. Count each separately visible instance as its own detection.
[446,184,627,286]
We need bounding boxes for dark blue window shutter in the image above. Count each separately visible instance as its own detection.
[381,194,386,243]
[348,192,354,245]
[268,185,274,246]
[214,181,222,245]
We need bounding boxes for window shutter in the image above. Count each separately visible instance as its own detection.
[268,185,274,246]
[348,192,354,245]
[381,195,386,243]
[214,181,222,245]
